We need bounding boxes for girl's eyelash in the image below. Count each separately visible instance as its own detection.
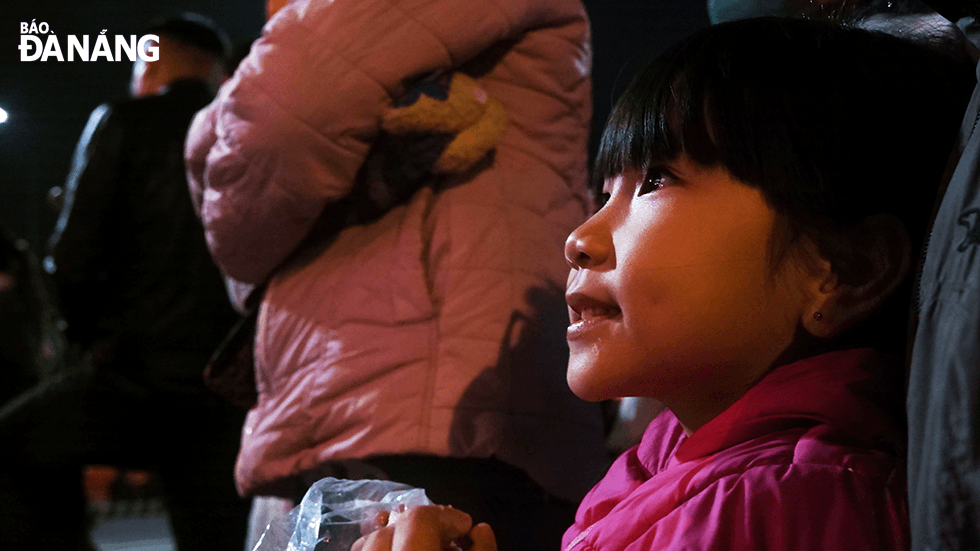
[638,168,670,196]
[593,166,670,210]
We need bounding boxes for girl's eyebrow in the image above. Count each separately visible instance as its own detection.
[646,155,693,179]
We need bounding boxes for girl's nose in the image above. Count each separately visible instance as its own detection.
[565,220,610,270]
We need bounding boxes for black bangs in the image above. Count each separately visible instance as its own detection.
[592,29,720,188]
[590,16,964,227]
[592,18,829,199]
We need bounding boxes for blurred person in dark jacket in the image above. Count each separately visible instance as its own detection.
[0,227,65,404]
[908,2,980,549]
[0,14,249,551]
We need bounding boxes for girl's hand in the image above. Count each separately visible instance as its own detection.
[351,505,497,551]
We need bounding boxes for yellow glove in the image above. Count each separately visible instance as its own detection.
[382,73,508,174]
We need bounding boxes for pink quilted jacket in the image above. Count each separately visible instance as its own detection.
[185,0,608,501]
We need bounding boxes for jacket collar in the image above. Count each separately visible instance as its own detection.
[641,348,904,466]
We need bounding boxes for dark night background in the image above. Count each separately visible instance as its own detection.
[0,0,708,253]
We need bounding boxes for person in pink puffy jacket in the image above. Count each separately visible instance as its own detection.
[351,16,976,551]
[184,1,610,550]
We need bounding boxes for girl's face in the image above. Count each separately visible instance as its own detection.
[565,155,814,431]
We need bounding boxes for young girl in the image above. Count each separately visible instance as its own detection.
[351,16,975,551]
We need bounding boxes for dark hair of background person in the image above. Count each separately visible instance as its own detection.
[145,12,231,59]
[594,16,976,357]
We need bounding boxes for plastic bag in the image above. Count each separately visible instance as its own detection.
[252,478,432,551]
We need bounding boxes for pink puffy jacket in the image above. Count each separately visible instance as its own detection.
[563,349,909,551]
[185,0,608,501]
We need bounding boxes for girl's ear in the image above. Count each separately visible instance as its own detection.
[801,214,911,339]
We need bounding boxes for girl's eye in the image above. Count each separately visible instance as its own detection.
[638,169,670,196]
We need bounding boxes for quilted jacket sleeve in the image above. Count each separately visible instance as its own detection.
[186,0,583,285]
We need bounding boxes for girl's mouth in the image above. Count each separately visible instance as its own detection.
[566,291,621,338]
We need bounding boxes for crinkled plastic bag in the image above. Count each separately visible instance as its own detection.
[253,478,432,551]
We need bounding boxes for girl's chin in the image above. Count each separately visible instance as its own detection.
[566,366,617,402]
